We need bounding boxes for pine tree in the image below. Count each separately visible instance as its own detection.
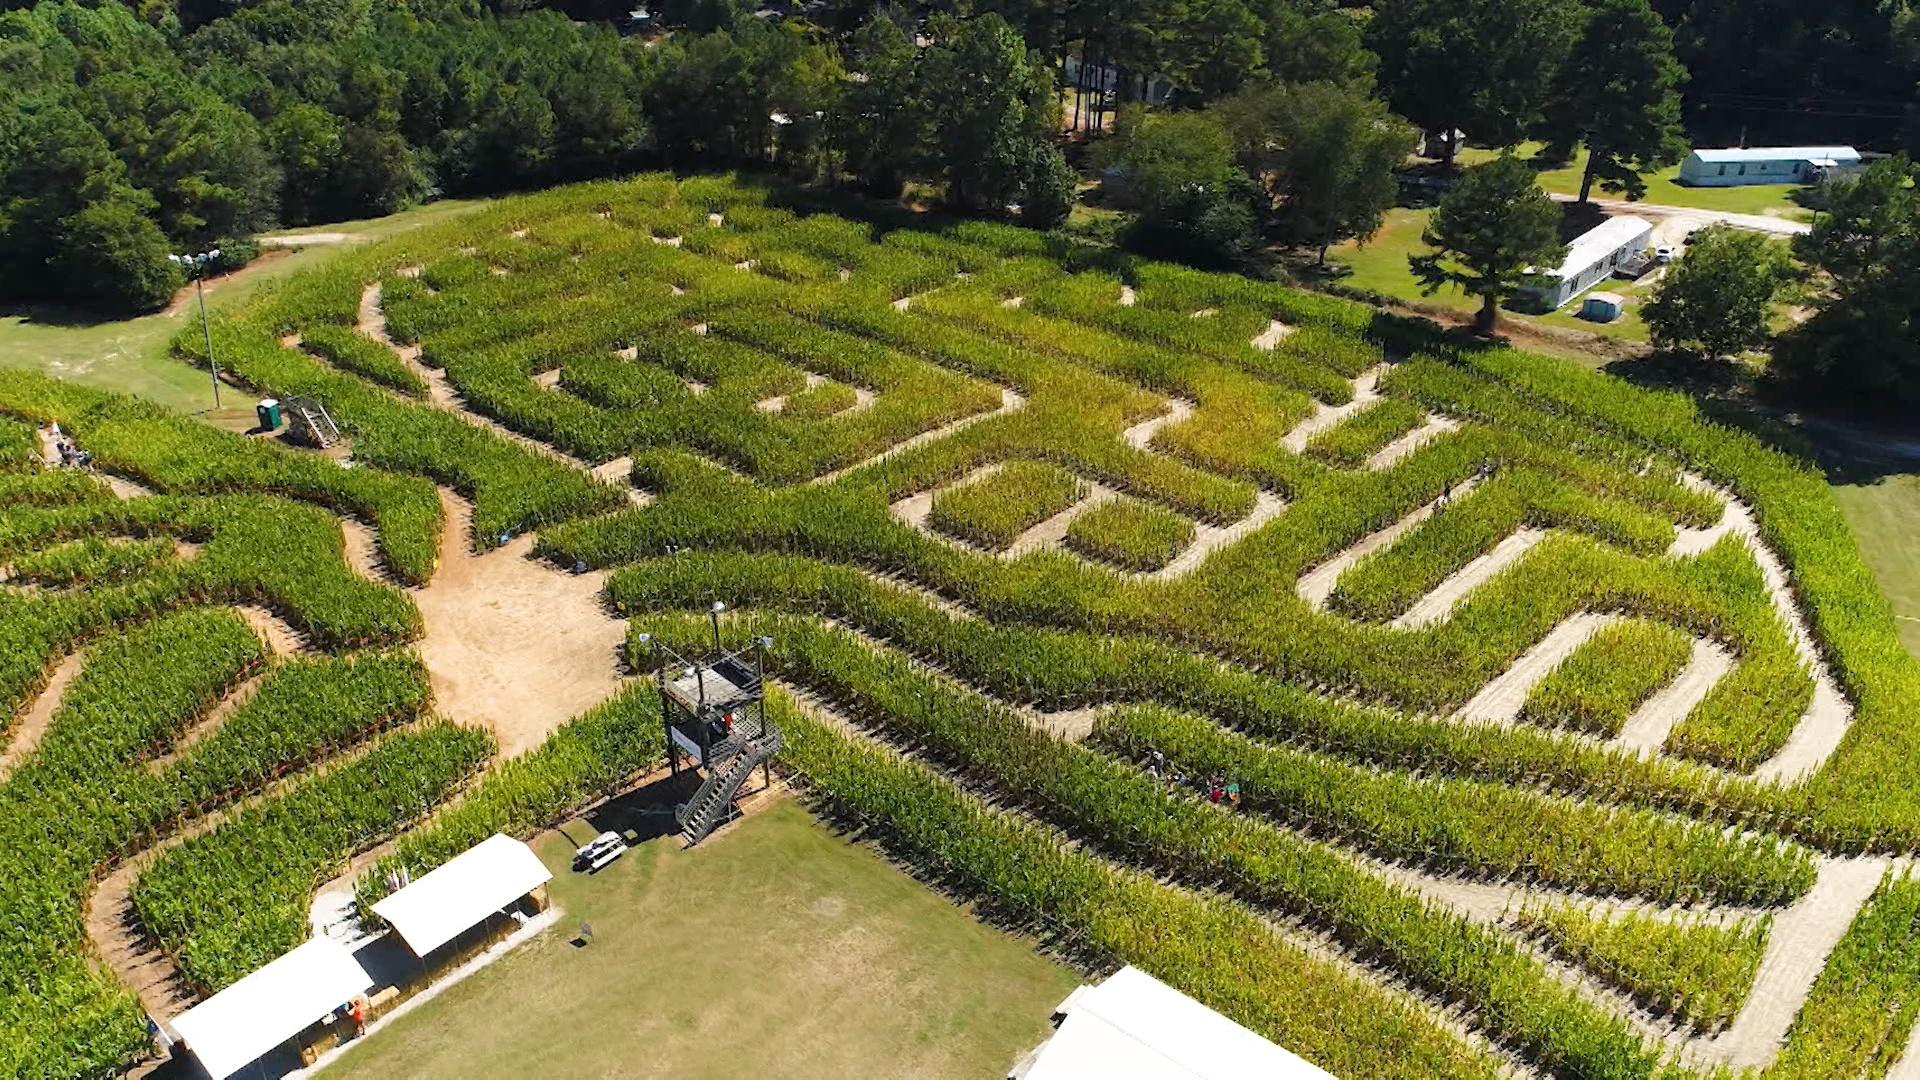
[1543,0,1689,203]
[1409,155,1566,332]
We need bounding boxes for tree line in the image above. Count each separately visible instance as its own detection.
[0,0,1080,313]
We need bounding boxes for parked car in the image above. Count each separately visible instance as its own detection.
[1654,245,1678,264]
[573,831,628,872]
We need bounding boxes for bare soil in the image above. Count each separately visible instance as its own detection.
[412,490,628,759]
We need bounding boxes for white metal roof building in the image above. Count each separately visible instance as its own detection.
[1521,215,1653,311]
[169,938,372,1080]
[1678,146,1861,187]
[1010,966,1335,1080]
[371,833,552,956]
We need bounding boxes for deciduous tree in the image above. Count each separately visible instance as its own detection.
[1216,80,1416,265]
[1368,0,1578,164]
[1642,226,1792,357]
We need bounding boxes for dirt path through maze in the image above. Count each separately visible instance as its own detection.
[411,489,628,759]
[354,284,647,507]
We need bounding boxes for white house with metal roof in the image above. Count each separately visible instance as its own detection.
[1678,146,1861,187]
[1520,215,1653,311]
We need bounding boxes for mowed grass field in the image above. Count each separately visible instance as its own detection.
[1832,475,1920,657]
[1452,143,1817,220]
[329,799,1079,1080]
[0,199,487,418]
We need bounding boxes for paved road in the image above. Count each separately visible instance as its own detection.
[1550,193,1811,250]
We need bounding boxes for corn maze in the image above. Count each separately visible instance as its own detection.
[5,172,1920,1078]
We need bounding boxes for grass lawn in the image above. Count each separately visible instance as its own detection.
[1329,207,1654,343]
[328,797,1080,1080]
[1453,143,1816,221]
[0,199,488,418]
[1831,475,1920,658]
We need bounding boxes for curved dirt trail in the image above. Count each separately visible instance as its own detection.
[809,387,1027,487]
[1296,478,1485,610]
[355,285,645,508]
[1614,638,1735,754]
[1454,612,1621,727]
[1692,857,1897,1069]
[1,650,88,781]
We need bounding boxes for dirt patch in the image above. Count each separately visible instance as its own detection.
[413,490,628,759]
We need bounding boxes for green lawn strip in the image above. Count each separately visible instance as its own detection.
[1093,704,1812,906]
[1453,143,1814,220]
[332,799,1077,1080]
[0,370,443,584]
[1514,902,1767,1032]
[928,460,1085,551]
[1831,476,1920,659]
[1519,620,1695,737]
[1306,397,1429,468]
[355,680,666,914]
[133,722,493,993]
[1767,872,1920,1076]
[1063,497,1195,572]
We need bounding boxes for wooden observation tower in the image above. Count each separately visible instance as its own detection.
[635,603,781,845]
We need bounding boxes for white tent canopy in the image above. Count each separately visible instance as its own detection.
[1017,966,1334,1080]
[170,938,371,1080]
[371,833,551,957]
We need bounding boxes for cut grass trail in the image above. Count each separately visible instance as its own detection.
[330,798,1079,1080]
[0,199,487,419]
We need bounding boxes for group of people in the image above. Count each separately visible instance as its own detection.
[1143,750,1241,809]
[45,423,93,469]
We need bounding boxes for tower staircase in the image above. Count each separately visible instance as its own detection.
[287,396,342,448]
[676,718,783,845]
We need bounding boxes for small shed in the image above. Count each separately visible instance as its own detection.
[1009,966,1332,1080]
[1581,291,1626,322]
[169,938,372,1079]
[1522,215,1654,311]
[371,833,551,957]
[1678,146,1861,187]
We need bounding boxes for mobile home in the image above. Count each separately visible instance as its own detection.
[1678,147,1861,187]
[1521,215,1653,311]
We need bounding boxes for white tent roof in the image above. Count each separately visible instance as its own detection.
[170,938,371,1080]
[372,833,551,956]
[1689,146,1859,164]
[1020,967,1333,1080]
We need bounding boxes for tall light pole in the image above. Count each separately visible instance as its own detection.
[168,249,223,410]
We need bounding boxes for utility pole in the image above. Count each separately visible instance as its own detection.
[168,249,223,410]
